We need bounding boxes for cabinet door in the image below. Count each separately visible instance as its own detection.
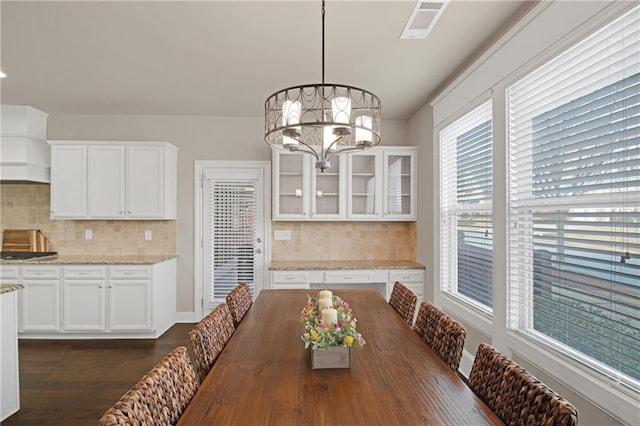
[108,280,152,331]
[62,280,106,331]
[383,150,416,220]
[347,151,383,219]
[126,146,164,218]
[311,155,346,219]
[20,280,60,332]
[50,144,87,218]
[273,151,310,220]
[88,145,125,218]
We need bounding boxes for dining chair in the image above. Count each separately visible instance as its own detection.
[413,300,466,371]
[388,281,418,326]
[469,343,579,425]
[226,282,253,327]
[189,302,236,384]
[98,346,198,426]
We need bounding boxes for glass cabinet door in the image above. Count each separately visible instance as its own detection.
[274,152,309,219]
[312,156,345,219]
[383,150,416,220]
[348,152,382,218]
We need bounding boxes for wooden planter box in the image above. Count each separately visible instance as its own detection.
[311,346,350,369]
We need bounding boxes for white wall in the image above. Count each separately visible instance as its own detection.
[47,114,409,313]
[410,1,637,424]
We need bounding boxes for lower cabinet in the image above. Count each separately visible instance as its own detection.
[8,259,176,338]
[270,268,425,301]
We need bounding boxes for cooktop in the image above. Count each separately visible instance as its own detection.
[0,251,58,260]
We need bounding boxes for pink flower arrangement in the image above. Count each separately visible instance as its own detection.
[301,294,366,349]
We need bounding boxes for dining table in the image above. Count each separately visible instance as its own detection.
[177,289,502,425]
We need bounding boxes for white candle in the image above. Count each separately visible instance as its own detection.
[322,308,338,327]
[318,289,332,300]
[318,297,332,310]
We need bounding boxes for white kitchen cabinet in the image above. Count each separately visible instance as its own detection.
[9,258,176,339]
[108,266,152,331]
[273,151,346,220]
[50,144,87,218]
[273,147,417,221]
[49,141,178,220]
[270,271,311,289]
[388,269,425,304]
[1,288,21,421]
[383,149,417,220]
[61,266,107,332]
[20,265,61,332]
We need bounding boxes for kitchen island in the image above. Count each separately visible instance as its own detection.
[1,283,23,421]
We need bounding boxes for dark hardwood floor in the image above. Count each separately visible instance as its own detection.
[1,323,195,426]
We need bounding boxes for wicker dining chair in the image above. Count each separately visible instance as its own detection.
[388,281,418,327]
[99,346,198,426]
[469,343,579,426]
[413,300,466,371]
[189,302,236,384]
[226,282,253,327]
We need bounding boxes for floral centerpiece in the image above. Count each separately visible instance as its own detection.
[301,294,366,349]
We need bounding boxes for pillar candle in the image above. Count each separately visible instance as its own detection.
[318,297,332,310]
[318,289,332,300]
[322,308,338,327]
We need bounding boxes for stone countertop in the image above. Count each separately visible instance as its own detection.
[0,283,24,294]
[269,260,425,271]
[0,255,177,265]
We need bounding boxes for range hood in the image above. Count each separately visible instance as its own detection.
[1,105,50,183]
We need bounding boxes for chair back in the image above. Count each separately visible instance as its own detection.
[413,300,466,371]
[226,282,253,327]
[388,281,418,326]
[189,303,236,384]
[469,343,578,425]
[99,346,198,426]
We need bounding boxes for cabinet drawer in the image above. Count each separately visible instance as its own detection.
[63,266,106,279]
[389,270,424,283]
[324,271,371,283]
[0,265,20,280]
[109,266,151,279]
[22,266,60,279]
[272,271,309,284]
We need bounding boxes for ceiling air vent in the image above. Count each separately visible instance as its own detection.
[400,0,448,40]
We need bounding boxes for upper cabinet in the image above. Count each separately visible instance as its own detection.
[49,141,178,220]
[273,146,416,221]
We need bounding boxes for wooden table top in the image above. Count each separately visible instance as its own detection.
[178,289,502,425]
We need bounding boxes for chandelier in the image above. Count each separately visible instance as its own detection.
[264,0,382,172]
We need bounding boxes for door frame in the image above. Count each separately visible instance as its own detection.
[194,160,271,321]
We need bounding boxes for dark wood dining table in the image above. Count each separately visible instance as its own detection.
[178,289,502,425]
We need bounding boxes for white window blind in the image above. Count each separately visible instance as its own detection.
[440,100,493,310]
[205,178,257,303]
[508,5,640,386]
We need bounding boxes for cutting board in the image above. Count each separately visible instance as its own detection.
[2,229,50,252]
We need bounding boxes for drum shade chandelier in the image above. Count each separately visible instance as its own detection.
[264,0,382,172]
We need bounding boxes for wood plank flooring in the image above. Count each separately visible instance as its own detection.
[1,323,195,426]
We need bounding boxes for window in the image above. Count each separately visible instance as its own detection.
[440,100,494,311]
[508,6,640,386]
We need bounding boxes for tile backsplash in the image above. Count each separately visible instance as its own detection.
[271,221,417,261]
[0,184,175,255]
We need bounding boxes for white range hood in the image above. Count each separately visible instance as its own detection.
[0,105,50,183]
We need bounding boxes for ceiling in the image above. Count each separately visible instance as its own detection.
[0,1,530,120]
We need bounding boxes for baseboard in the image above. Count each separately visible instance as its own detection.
[176,311,197,323]
[459,348,474,378]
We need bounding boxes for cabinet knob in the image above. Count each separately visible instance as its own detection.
[98,285,103,288]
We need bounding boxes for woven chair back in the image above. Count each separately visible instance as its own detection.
[469,343,579,425]
[99,346,198,426]
[388,281,418,326]
[226,282,253,327]
[413,300,466,371]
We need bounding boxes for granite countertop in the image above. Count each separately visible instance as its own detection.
[0,283,24,294]
[269,260,425,271]
[0,255,177,265]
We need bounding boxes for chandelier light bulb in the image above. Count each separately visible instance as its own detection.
[355,116,373,146]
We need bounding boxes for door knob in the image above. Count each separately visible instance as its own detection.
[255,248,262,254]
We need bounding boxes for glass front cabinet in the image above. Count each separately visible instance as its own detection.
[273,147,416,221]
